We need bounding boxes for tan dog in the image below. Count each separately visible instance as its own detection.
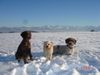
[44,41,53,60]
[53,37,77,55]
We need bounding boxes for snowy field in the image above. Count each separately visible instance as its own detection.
[0,31,100,75]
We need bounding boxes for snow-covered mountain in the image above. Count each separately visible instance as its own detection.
[0,25,100,32]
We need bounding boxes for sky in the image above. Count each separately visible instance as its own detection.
[0,0,100,27]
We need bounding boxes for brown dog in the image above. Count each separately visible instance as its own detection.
[15,31,33,64]
[53,37,77,55]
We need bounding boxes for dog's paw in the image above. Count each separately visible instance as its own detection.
[30,57,34,61]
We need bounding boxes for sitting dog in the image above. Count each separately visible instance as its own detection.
[43,41,53,60]
[15,31,33,64]
[53,37,77,55]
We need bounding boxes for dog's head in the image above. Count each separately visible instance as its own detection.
[44,41,53,49]
[65,37,77,48]
[21,31,32,40]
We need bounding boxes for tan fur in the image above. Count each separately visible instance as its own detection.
[43,41,53,60]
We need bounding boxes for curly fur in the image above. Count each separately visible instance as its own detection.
[53,37,77,55]
[15,31,33,64]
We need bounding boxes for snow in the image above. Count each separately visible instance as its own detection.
[0,32,100,75]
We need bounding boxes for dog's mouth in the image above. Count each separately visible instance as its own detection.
[67,42,74,49]
[28,36,31,39]
[67,45,73,49]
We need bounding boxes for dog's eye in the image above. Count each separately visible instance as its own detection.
[48,44,50,45]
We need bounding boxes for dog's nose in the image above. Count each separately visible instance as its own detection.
[68,42,73,45]
[46,46,48,48]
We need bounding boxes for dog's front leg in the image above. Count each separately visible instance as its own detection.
[23,58,28,64]
[28,48,33,61]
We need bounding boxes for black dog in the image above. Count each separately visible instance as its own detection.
[15,31,33,64]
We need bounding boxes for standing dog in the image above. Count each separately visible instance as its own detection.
[15,31,33,64]
[43,41,53,60]
[53,37,77,55]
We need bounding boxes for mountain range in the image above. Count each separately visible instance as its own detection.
[0,25,100,33]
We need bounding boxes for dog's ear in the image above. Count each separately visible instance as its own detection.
[65,38,77,44]
[73,39,77,44]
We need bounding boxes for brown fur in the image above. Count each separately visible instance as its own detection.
[65,37,77,44]
[15,31,33,64]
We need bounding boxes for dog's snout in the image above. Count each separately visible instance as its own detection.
[46,45,48,48]
[46,44,51,48]
[68,42,72,45]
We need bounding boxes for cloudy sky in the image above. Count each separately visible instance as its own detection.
[0,0,100,27]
